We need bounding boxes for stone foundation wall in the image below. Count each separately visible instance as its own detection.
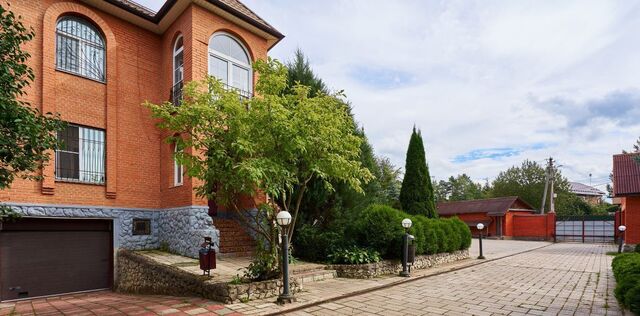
[6,203,218,258]
[115,250,301,303]
[327,249,469,279]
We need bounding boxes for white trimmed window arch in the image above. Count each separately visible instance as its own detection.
[208,32,252,97]
[55,15,105,81]
[172,35,184,105]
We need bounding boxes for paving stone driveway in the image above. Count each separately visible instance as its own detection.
[292,243,622,316]
[0,292,237,316]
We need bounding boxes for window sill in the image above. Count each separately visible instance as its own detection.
[55,68,106,84]
[55,179,105,186]
[170,183,184,188]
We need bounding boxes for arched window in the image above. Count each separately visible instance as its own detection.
[208,33,251,97]
[56,16,105,81]
[172,35,184,105]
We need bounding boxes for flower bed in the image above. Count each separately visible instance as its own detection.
[326,249,469,279]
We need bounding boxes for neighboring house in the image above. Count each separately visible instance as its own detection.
[0,0,283,301]
[569,181,605,205]
[612,153,640,248]
[437,196,554,240]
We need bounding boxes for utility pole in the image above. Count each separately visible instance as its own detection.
[540,157,553,214]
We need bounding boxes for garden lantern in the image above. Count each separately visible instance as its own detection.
[476,223,485,259]
[400,218,413,277]
[618,225,627,254]
[276,211,295,304]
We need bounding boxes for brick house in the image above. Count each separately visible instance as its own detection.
[569,182,605,205]
[437,196,555,240]
[612,153,640,248]
[0,0,283,301]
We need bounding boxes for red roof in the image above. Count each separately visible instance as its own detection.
[613,153,640,196]
[437,196,535,216]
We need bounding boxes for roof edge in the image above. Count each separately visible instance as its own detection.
[102,0,284,40]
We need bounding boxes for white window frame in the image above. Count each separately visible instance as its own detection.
[208,32,252,94]
[55,16,106,82]
[173,35,184,86]
[174,144,183,186]
[55,124,105,185]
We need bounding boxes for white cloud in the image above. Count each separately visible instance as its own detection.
[138,0,640,187]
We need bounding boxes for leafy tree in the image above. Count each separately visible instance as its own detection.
[286,51,402,230]
[376,156,402,207]
[145,59,372,275]
[399,127,437,217]
[490,159,584,214]
[0,4,65,220]
[434,174,485,202]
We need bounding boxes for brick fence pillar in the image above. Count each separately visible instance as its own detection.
[547,212,556,241]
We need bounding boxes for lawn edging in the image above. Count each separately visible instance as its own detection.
[326,249,469,278]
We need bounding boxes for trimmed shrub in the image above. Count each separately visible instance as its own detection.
[293,224,345,262]
[452,217,472,250]
[347,204,471,259]
[348,204,405,258]
[612,253,640,313]
[625,283,640,313]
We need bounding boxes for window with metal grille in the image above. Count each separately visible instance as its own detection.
[55,125,105,184]
[132,219,151,235]
[56,16,105,82]
[172,36,184,105]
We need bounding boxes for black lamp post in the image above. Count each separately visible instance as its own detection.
[618,225,627,254]
[476,223,485,259]
[400,218,412,277]
[276,211,295,304]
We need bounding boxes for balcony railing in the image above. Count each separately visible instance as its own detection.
[222,83,252,100]
[170,81,183,106]
[170,81,252,106]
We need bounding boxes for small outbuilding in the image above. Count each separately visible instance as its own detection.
[613,153,640,247]
[437,196,554,240]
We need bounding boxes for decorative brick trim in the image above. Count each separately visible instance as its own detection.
[40,2,118,197]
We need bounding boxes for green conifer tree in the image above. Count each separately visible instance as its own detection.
[399,127,437,217]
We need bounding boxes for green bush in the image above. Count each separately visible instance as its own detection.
[625,283,640,313]
[612,253,640,313]
[347,204,471,259]
[348,204,405,258]
[328,247,381,264]
[293,224,345,262]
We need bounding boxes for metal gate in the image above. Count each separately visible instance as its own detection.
[555,215,615,243]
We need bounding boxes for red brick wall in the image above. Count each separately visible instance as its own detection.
[1,1,269,210]
[511,212,555,240]
[442,212,497,237]
[622,196,640,244]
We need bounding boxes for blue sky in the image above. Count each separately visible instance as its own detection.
[137,0,640,189]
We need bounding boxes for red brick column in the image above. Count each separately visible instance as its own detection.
[546,212,556,241]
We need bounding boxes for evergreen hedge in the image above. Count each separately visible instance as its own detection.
[612,253,640,313]
[349,204,471,259]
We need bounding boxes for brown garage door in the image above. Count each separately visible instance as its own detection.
[0,218,112,301]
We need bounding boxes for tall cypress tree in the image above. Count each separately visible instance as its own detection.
[399,127,437,217]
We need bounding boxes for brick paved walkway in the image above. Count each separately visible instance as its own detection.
[0,292,236,316]
[292,243,622,316]
[0,241,620,315]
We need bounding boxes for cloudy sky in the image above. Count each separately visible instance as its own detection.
[139,0,640,189]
